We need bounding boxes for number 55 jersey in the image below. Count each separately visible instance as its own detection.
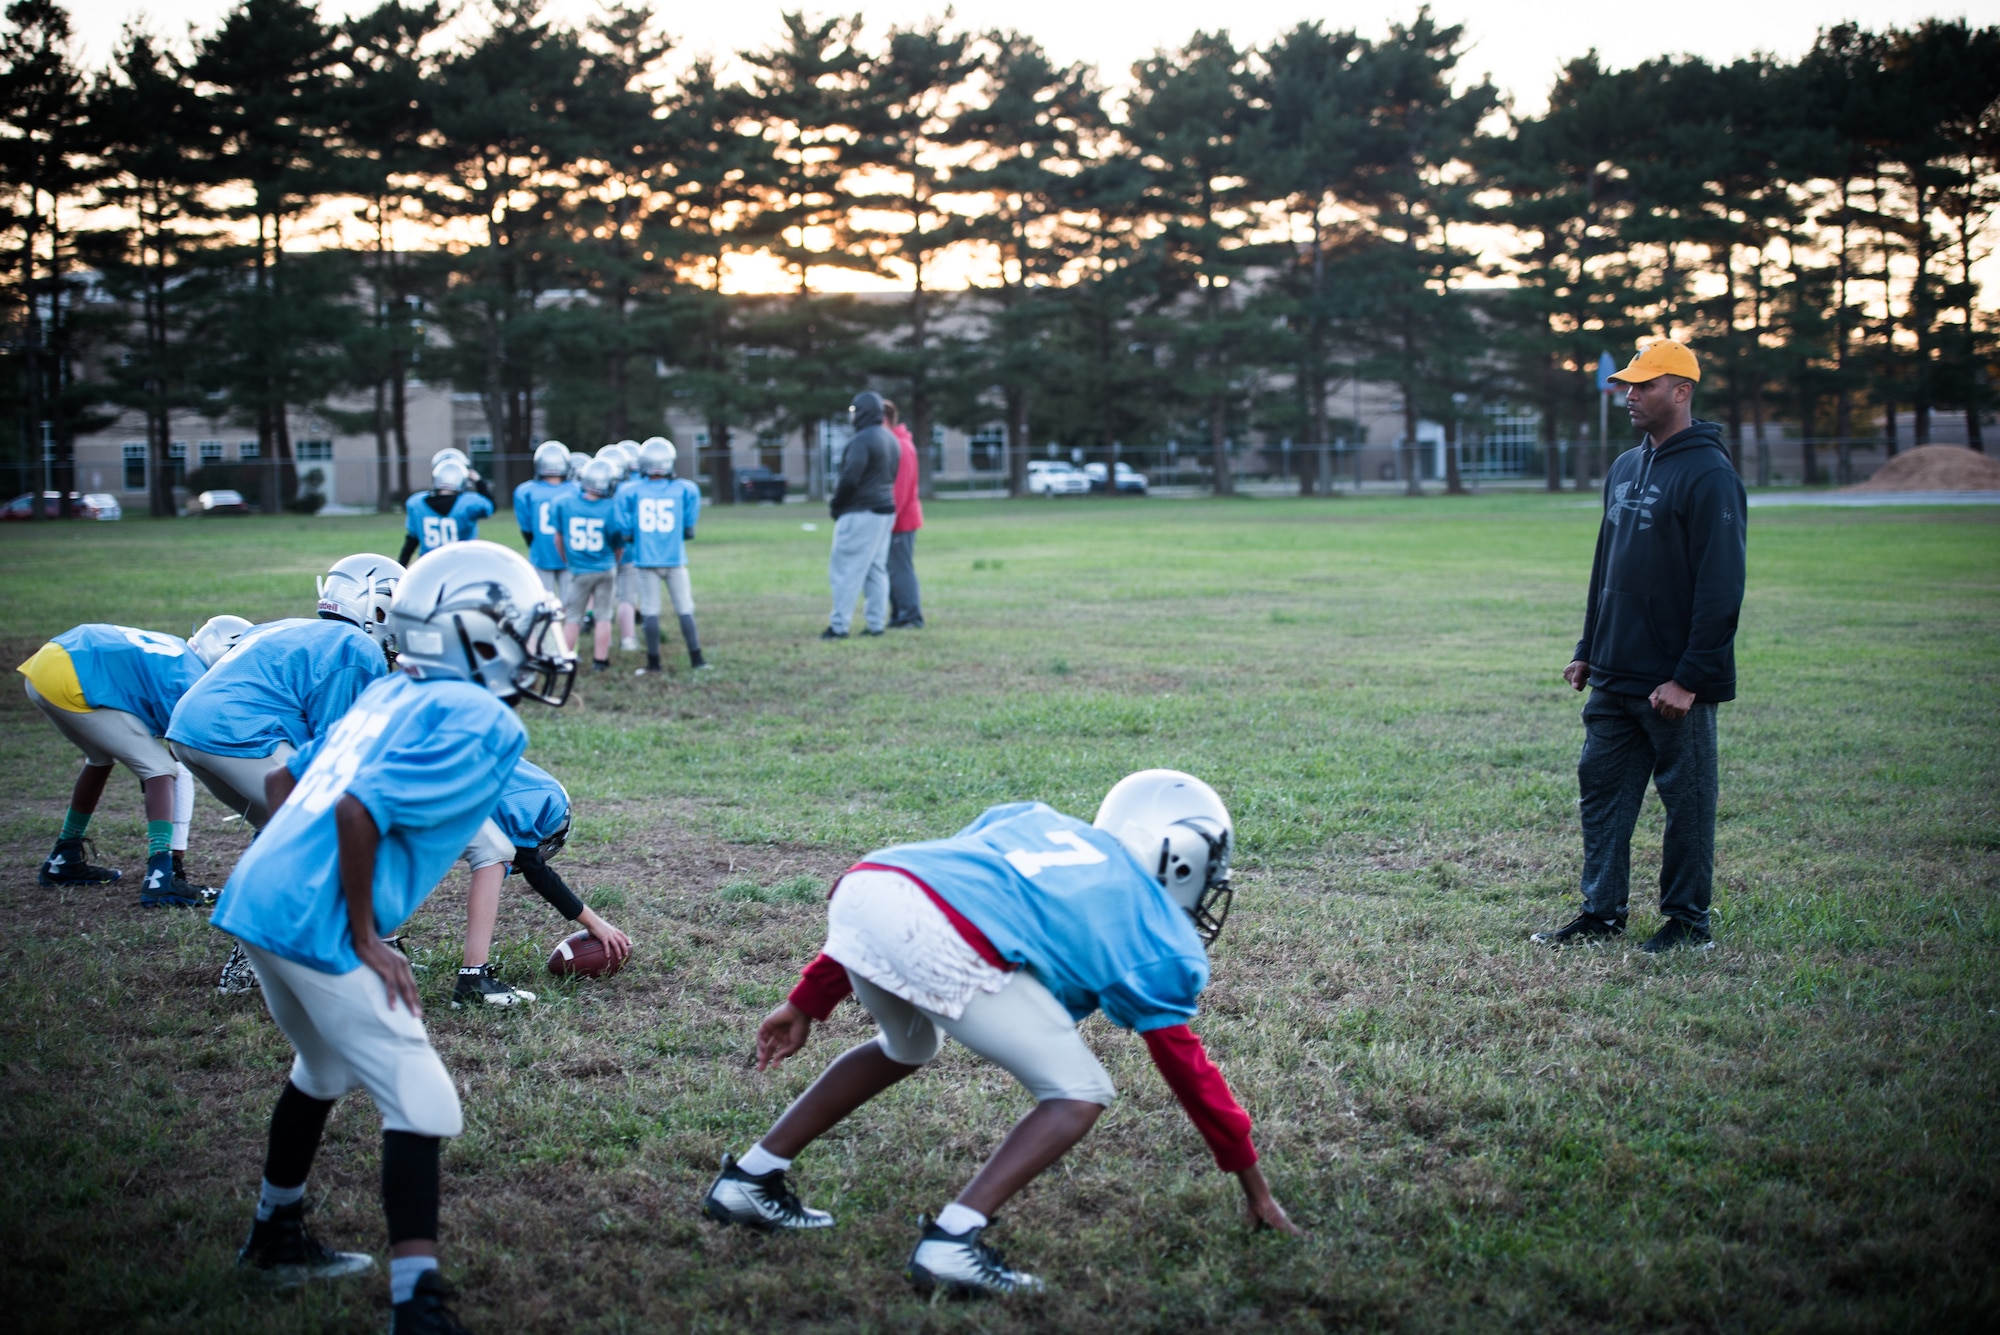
[210,672,527,974]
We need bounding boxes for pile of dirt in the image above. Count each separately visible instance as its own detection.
[1844,443,2000,492]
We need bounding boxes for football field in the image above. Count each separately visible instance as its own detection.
[0,494,1994,1332]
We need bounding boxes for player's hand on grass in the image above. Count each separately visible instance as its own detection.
[577,908,631,964]
[1237,1165,1303,1236]
[756,1001,811,1071]
[1563,660,1590,692]
[1650,679,1695,721]
[361,935,422,1017]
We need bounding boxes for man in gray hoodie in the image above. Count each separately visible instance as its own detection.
[1538,339,1746,954]
[822,391,901,639]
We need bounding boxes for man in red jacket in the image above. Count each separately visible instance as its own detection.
[700,771,1299,1299]
[883,400,925,629]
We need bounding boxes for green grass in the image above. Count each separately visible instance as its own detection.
[0,494,1994,1332]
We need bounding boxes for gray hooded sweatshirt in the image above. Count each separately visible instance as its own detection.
[831,391,899,519]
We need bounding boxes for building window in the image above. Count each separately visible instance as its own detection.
[238,438,259,460]
[199,439,223,465]
[168,440,187,484]
[296,439,333,462]
[969,425,1004,472]
[122,442,146,492]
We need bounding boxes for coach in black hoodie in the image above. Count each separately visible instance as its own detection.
[1537,340,1746,954]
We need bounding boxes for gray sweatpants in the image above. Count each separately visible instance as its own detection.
[827,510,894,635]
[1577,689,1719,930]
[887,530,922,626]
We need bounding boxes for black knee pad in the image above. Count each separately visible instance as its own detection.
[381,1131,441,1244]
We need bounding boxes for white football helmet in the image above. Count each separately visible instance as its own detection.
[386,540,574,705]
[188,614,254,667]
[533,441,570,477]
[432,457,468,492]
[638,437,677,477]
[317,552,406,646]
[578,458,617,498]
[1094,769,1234,944]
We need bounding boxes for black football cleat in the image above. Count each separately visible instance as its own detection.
[40,838,121,888]
[141,851,200,908]
[392,1269,477,1335]
[237,1200,375,1287]
[1531,912,1626,947]
[906,1214,1045,1298]
[701,1154,835,1232]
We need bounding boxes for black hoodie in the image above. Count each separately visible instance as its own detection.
[830,391,899,519]
[1575,420,1747,703]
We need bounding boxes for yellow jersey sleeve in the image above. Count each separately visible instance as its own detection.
[17,641,90,712]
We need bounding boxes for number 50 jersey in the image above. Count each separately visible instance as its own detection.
[857,802,1211,1033]
[210,672,527,975]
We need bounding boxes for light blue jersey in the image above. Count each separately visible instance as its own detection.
[166,618,388,758]
[513,478,575,571]
[861,802,1209,1033]
[52,624,207,735]
[404,490,495,556]
[491,758,569,848]
[615,476,700,568]
[211,673,527,974]
[551,492,625,573]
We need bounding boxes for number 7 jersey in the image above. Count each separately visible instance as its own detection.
[209,672,527,974]
[856,802,1211,1033]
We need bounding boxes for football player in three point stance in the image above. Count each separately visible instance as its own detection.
[551,458,627,673]
[214,540,574,1335]
[615,436,707,675]
[513,441,576,598]
[449,758,631,1008]
[18,615,252,906]
[704,770,1300,1298]
[399,455,495,567]
[169,554,403,994]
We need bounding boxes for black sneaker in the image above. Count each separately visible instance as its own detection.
[701,1153,835,1232]
[40,838,120,887]
[452,963,536,1008]
[392,1269,476,1335]
[1531,912,1626,946]
[237,1200,375,1286]
[141,851,199,908]
[1639,919,1715,954]
[906,1214,1044,1298]
[818,627,848,641]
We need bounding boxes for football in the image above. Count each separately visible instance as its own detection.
[547,930,625,979]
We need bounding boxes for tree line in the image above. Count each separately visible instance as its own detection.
[3,0,1995,514]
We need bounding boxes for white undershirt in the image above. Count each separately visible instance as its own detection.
[823,868,1011,1019]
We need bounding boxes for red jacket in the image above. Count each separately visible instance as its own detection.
[891,425,923,533]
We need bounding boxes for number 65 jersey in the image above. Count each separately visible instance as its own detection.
[210,673,526,974]
[858,802,1211,1033]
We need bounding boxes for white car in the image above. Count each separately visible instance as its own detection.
[1026,460,1091,496]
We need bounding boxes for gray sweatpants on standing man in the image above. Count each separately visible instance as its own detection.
[828,510,895,635]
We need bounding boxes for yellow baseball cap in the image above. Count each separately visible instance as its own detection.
[1608,339,1701,384]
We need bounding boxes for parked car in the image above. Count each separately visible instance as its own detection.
[192,489,252,515]
[736,466,788,503]
[1083,461,1149,495]
[1025,460,1091,496]
[0,490,111,520]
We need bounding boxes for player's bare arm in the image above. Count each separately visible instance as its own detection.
[336,795,419,1015]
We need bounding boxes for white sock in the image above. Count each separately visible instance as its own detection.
[735,1143,790,1177]
[390,1255,439,1305]
[935,1202,987,1236]
[255,1178,305,1221]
